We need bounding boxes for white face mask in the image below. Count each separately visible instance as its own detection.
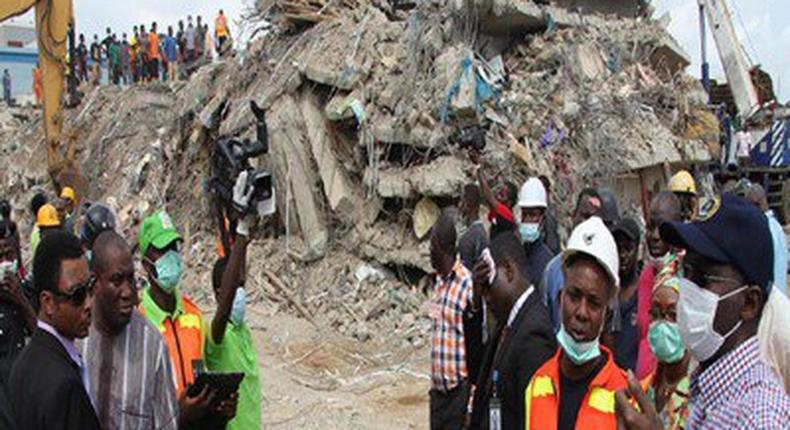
[677,277,747,362]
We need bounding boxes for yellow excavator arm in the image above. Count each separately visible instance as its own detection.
[1,0,83,194]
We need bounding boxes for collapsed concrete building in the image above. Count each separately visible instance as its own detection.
[0,0,720,341]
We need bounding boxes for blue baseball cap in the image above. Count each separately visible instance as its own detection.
[659,193,773,292]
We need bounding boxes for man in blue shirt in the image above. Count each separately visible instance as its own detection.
[164,26,179,82]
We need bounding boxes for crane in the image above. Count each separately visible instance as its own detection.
[698,0,760,121]
[1,0,84,195]
[699,0,790,221]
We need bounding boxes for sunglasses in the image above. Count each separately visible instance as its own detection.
[51,276,96,306]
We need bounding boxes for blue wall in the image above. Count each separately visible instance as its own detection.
[0,47,37,98]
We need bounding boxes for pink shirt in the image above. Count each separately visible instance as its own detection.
[636,265,657,379]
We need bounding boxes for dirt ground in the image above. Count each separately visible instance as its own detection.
[243,303,430,429]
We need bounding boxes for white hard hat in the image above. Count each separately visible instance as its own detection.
[562,216,620,289]
[518,177,547,209]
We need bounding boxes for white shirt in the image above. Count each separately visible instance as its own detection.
[507,286,535,327]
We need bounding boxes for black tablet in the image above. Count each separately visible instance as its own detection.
[187,372,244,403]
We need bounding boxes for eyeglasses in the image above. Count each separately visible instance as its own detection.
[52,276,96,306]
[682,262,742,288]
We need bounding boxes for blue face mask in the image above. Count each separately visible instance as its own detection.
[230,287,246,326]
[556,324,602,365]
[152,250,182,293]
[519,223,540,244]
[648,320,685,363]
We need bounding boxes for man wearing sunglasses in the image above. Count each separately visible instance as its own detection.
[79,231,179,429]
[616,194,790,429]
[8,231,100,429]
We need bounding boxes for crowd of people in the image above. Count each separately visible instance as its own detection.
[428,160,790,429]
[72,10,232,87]
[0,172,260,429]
[2,145,790,429]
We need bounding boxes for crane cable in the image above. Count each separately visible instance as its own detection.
[727,0,760,67]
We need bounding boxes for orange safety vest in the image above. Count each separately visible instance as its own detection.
[139,294,205,396]
[524,346,628,430]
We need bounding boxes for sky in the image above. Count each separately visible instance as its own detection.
[6,0,788,101]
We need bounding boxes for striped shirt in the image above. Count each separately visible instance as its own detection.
[430,259,473,392]
[687,337,790,429]
[78,311,179,430]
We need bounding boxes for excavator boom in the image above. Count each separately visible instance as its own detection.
[1,0,83,194]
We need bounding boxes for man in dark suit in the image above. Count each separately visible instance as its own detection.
[9,231,100,429]
[470,232,557,430]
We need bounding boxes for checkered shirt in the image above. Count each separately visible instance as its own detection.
[430,259,474,392]
[687,337,790,429]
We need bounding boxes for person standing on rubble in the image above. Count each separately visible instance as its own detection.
[635,192,683,380]
[203,23,214,63]
[468,232,556,429]
[77,34,88,83]
[206,174,262,430]
[176,20,186,68]
[139,25,150,82]
[164,26,178,82]
[195,16,205,61]
[186,16,197,64]
[524,216,627,430]
[215,9,229,56]
[121,34,131,85]
[89,34,102,86]
[108,34,121,85]
[428,209,476,429]
[542,188,603,333]
[79,231,180,429]
[148,23,161,83]
[516,177,555,286]
[137,211,236,427]
[458,184,488,272]
[2,69,10,105]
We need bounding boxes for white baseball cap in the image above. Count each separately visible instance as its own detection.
[518,177,547,209]
[561,216,620,289]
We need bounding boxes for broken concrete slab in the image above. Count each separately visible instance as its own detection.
[299,92,370,225]
[648,34,691,79]
[267,95,329,258]
[571,43,607,81]
[413,197,440,239]
[366,155,469,198]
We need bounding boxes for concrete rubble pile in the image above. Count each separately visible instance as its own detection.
[0,0,720,345]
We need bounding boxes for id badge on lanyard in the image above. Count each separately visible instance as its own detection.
[489,397,502,430]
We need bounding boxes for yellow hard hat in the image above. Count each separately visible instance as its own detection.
[37,204,61,228]
[60,186,75,202]
[668,170,697,195]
